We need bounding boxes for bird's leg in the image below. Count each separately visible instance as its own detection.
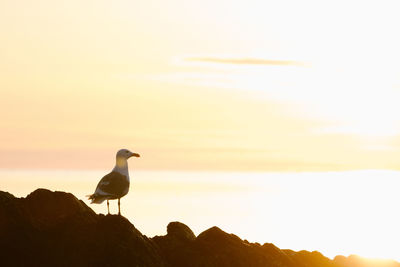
[118,198,121,216]
[107,200,110,215]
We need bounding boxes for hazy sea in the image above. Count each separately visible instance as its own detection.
[1,169,399,261]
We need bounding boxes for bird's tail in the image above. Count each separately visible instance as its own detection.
[86,194,106,204]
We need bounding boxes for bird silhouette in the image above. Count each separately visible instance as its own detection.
[88,149,140,215]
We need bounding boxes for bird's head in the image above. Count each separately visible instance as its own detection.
[116,149,140,159]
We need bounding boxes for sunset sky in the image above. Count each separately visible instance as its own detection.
[2,0,400,262]
[2,0,400,171]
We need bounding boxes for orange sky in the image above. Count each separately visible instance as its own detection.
[1,0,400,171]
[2,1,400,262]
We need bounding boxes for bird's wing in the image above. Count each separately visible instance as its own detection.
[94,171,129,197]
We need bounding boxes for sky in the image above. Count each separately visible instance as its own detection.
[1,0,400,171]
[2,0,400,262]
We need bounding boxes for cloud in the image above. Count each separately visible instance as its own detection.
[186,57,303,66]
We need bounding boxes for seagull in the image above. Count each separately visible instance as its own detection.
[88,149,140,215]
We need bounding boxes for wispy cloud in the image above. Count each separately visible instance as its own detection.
[186,57,303,66]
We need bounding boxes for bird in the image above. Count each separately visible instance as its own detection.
[87,149,140,215]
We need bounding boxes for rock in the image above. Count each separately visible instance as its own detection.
[1,189,399,267]
[261,243,297,267]
[0,189,164,267]
[155,225,296,267]
[286,250,336,267]
[152,221,196,267]
[167,221,196,241]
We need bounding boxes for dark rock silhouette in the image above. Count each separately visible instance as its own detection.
[0,189,163,267]
[0,189,398,267]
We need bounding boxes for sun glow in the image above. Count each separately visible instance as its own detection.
[167,58,400,139]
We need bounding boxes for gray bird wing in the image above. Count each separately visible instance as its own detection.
[95,171,129,198]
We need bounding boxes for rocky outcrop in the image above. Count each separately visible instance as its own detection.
[0,189,398,267]
[0,189,164,267]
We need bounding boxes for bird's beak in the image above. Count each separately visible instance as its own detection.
[131,153,140,158]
